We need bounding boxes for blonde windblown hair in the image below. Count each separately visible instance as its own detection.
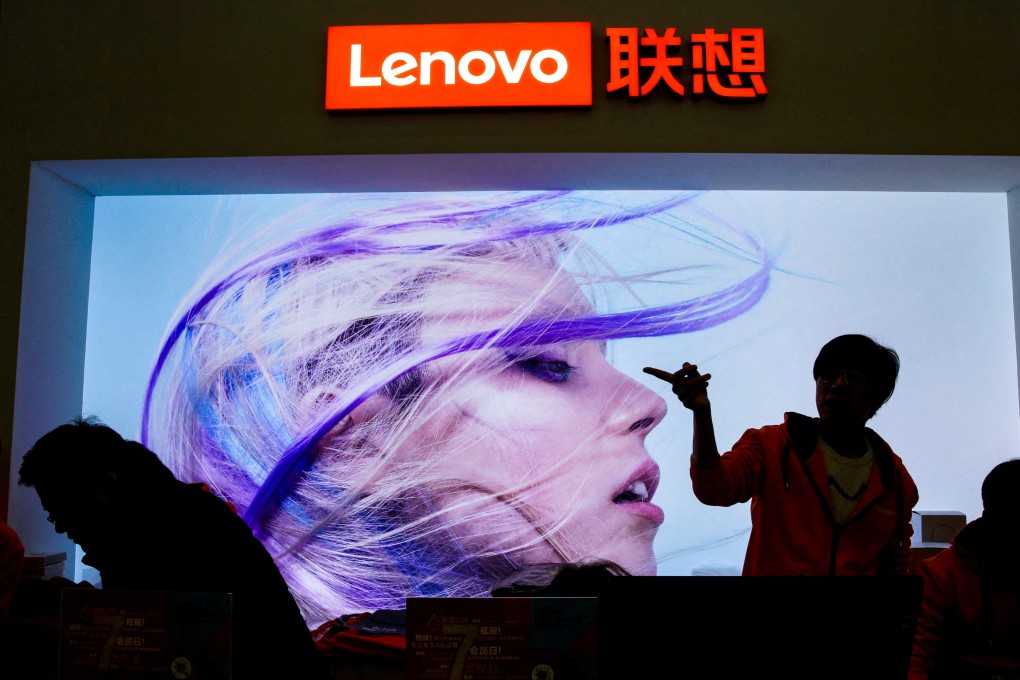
[142,190,772,623]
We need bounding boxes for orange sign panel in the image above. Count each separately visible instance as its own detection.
[326,22,593,110]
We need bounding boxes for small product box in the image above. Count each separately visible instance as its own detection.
[22,551,67,579]
[911,511,967,545]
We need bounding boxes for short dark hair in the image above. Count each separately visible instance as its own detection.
[813,334,900,417]
[19,415,175,490]
[981,458,1020,521]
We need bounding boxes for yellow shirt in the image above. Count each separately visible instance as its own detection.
[819,436,874,524]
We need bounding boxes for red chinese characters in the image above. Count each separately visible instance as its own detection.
[607,26,767,99]
[606,28,684,96]
[691,28,767,97]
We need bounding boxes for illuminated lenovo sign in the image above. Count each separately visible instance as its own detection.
[325,22,593,110]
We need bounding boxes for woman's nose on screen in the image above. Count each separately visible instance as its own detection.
[604,373,668,436]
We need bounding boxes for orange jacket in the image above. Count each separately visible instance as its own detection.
[691,412,918,576]
[909,518,1020,679]
[1,520,24,619]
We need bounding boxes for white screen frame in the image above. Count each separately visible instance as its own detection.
[10,152,1020,578]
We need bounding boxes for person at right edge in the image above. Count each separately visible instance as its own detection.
[909,459,1020,679]
[644,333,919,576]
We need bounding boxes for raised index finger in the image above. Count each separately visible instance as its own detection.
[642,366,676,383]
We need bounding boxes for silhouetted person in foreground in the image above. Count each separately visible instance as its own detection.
[909,459,1020,679]
[645,334,919,575]
[18,416,330,679]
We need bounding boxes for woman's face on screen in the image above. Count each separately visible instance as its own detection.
[388,261,669,576]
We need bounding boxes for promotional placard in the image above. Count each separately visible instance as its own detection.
[406,597,597,680]
[59,589,232,679]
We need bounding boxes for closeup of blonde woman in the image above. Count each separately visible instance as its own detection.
[142,190,772,624]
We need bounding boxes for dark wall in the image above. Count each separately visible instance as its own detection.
[3,0,1020,515]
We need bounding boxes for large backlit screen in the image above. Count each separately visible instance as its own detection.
[82,189,1018,622]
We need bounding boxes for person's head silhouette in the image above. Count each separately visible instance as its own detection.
[18,416,176,566]
[980,458,1020,534]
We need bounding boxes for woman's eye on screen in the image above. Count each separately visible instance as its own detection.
[509,356,576,384]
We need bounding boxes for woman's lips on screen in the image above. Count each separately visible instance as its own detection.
[612,459,665,525]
